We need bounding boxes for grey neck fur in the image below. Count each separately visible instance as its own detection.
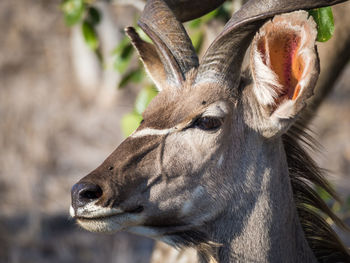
[199,137,317,263]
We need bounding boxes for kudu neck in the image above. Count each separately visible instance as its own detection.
[200,137,317,263]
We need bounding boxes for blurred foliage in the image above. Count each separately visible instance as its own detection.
[61,0,102,63]
[60,1,348,218]
[121,85,157,137]
[61,0,85,26]
[113,36,134,74]
[82,20,99,50]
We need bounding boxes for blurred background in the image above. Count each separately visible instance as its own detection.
[0,0,349,262]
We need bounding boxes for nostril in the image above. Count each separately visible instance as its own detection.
[71,182,103,208]
[79,185,102,200]
[132,206,144,213]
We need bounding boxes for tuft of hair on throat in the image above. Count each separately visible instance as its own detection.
[283,120,350,262]
[166,228,221,263]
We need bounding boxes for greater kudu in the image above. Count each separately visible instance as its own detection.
[70,0,350,262]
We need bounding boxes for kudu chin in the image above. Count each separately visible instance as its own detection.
[71,0,350,262]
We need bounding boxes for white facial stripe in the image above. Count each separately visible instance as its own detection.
[131,127,177,138]
[131,101,229,139]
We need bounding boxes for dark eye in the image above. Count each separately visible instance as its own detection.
[193,117,222,131]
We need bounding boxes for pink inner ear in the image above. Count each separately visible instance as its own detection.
[258,31,304,103]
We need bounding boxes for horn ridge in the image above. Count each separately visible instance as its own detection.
[138,0,199,85]
[137,20,185,86]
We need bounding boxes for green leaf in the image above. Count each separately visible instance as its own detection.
[118,69,144,89]
[112,37,130,55]
[82,21,99,50]
[201,9,219,23]
[119,43,133,61]
[61,0,85,26]
[113,37,134,73]
[216,2,232,22]
[135,27,152,43]
[131,68,144,83]
[188,18,202,29]
[121,112,143,137]
[135,85,157,115]
[187,9,218,29]
[87,6,101,25]
[309,7,334,42]
[191,31,204,53]
[114,55,130,73]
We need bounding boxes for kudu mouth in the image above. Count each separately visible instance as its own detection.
[70,179,146,232]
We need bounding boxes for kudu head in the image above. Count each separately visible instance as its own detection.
[70,0,344,247]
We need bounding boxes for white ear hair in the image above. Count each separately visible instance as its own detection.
[248,11,319,137]
[250,11,318,110]
[251,38,283,106]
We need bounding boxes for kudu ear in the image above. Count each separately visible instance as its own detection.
[249,11,319,136]
[125,27,167,91]
[195,0,344,91]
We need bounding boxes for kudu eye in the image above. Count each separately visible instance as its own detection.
[194,116,222,131]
